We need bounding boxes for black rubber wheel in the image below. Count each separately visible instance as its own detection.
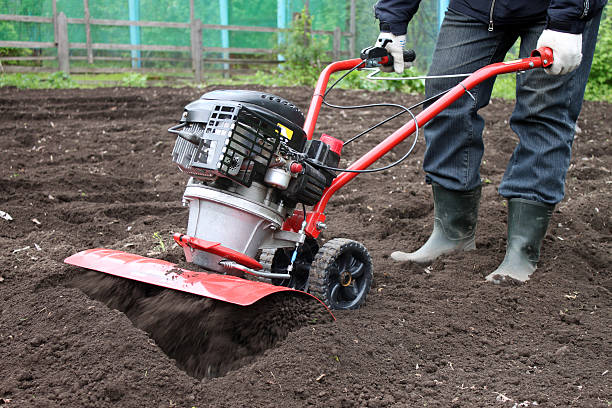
[309,238,373,310]
[259,237,319,291]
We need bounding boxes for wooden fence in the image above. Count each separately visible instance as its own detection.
[0,0,356,82]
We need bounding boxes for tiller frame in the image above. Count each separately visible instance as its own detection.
[65,47,554,312]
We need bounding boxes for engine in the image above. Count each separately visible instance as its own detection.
[169,90,341,272]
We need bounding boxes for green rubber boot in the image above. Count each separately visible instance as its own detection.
[486,198,554,284]
[391,184,481,264]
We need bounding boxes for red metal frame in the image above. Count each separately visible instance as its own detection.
[63,48,553,310]
[65,248,334,318]
[301,47,554,238]
[173,233,263,270]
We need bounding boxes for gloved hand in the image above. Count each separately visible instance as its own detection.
[375,32,406,74]
[536,29,582,75]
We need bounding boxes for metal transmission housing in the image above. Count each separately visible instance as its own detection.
[170,90,319,272]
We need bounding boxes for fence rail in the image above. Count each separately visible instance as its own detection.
[0,1,356,82]
[0,13,353,33]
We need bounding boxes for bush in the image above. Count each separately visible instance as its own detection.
[338,67,425,94]
[585,8,612,101]
[47,71,76,88]
[261,8,425,94]
[274,9,329,86]
[0,72,76,89]
[0,21,37,66]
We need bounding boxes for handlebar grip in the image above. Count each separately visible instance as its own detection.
[382,49,417,67]
[530,47,553,67]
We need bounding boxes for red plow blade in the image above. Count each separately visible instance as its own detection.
[65,248,332,314]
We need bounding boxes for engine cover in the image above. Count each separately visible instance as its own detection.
[190,90,307,152]
[202,90,305,128]
[171,90,308,187]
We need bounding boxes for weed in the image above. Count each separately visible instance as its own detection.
[47,71,76,89]
[121,72,148,87]
[0,71,75,89]
[153,232,166,252]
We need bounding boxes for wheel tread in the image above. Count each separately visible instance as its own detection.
[309,238,373,310]
[259,249,275,273]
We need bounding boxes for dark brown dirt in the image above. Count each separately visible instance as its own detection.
[0,85,610,407]
[69,270,332,379]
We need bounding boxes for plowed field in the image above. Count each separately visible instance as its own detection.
[1,86,610,407]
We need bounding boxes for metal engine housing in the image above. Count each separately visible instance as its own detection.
[170,90,309,272]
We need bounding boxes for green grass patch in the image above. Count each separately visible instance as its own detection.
[491,74,516,100]
[0,72,76,89]
[206,65,426,95]
[0,71,196,89]
[1,67,610,103]
[489,71,612,102]
[585,81,612,102]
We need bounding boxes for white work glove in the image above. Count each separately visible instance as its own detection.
[376,32,406,74]
[536,29,582,75]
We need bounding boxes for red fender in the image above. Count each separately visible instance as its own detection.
[64,248,334,319]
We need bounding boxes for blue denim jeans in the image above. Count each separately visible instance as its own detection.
[423,8,602,204]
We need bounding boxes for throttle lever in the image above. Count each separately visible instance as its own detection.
[359,46,416,69]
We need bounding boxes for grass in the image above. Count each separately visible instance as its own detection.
[207,66,427,94]
[491,74,516,100]
[196,68,611,102]
[152,232,166,252]
[1,69,610,102]
[0,71,194,89]
[490,71,612,102]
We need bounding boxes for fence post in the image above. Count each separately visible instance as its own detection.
[84,0,93,64]
[349,0,356,57]
[190,0,195,70]
[219,0,230,78]
[52,0,58,44]
[57,12,69,72]
[128,0,141,68]
[333,26,341,61]
[193,19,203,83]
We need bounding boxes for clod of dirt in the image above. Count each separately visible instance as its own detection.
[559,312,581,325]
[69,271,331,378]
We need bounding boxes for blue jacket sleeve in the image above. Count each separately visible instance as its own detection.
[547,0,608,33]
[374,0,422,35]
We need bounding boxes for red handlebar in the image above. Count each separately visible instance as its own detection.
[301,47,554,238]
[531,47,554,68]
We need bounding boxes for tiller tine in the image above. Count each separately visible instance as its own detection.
[64,248,333,316]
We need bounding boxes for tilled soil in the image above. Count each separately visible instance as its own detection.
[0,85,610,407]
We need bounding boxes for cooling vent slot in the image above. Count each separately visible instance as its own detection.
[171,104,281,187]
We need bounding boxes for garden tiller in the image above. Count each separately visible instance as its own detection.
[65,46,554,312]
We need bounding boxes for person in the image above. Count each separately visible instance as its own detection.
[374,0,607,283]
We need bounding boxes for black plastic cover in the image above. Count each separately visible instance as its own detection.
[201,90,305,127]
[282,162,335,206]
[305,140,340,168]
[189,90,307,152]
